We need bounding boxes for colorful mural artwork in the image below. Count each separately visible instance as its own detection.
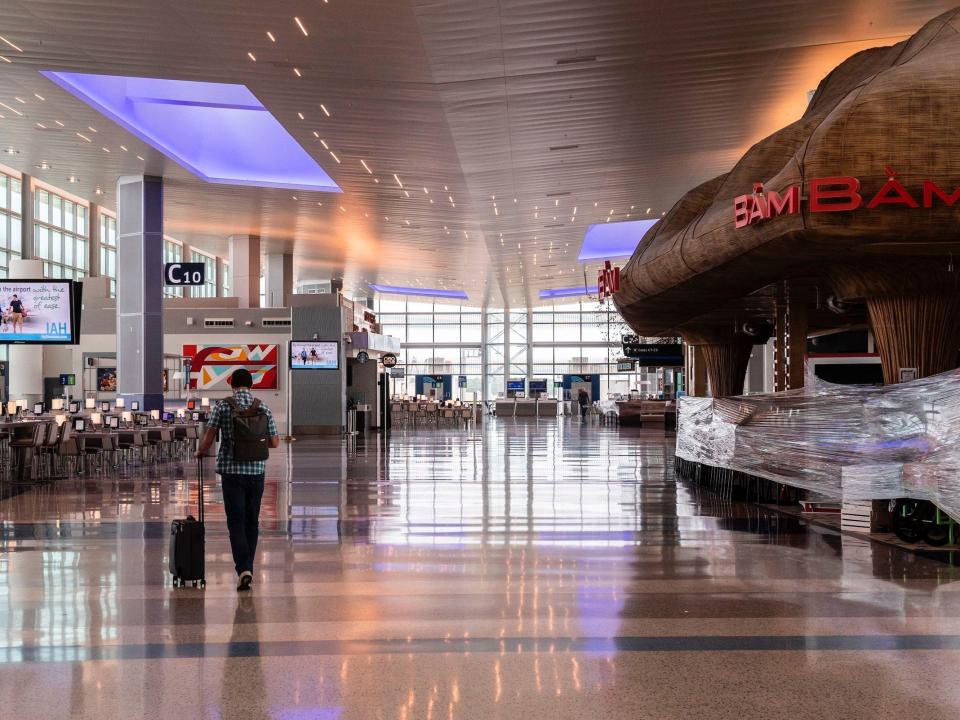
[182,344,279,390]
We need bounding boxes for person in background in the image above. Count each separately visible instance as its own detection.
[195,369,280,592]
[577,388,590,419]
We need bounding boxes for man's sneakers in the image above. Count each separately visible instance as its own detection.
[237,571,253,592]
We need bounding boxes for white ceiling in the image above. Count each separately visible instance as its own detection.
[0,0,952,306]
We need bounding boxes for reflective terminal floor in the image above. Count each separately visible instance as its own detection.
[3,418,960,719]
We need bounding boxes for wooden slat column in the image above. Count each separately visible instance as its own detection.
[699,339,754,397]
[866,294,960,383]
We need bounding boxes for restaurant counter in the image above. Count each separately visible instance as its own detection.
[616,399,677,428]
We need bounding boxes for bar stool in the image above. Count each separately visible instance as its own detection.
[9,423,43,483]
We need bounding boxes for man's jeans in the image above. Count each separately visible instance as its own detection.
[220,473,265,575]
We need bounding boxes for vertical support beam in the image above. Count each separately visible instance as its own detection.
[774,282,788,392]
[8,258,44,404]
[20,173,33,260]
[525,308,533,383]
[116,175,164,411]
[867,294,960,382]
[787,296,807,389]
[228,235,261,307]
[215,256,227,298]
[87,202,101,277]
[690,344,707,397]
[481,305,488,402]
[700,340,752,397]
[263,253,292,307]
[503,307,510,394]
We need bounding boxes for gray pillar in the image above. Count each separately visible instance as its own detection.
[264,252,293,308]
[229,235,261,307]
[116,175,164,411]
[8,258,44,405]
[20,173,33,259]
[215,256,227,298]
[87,203,101,277]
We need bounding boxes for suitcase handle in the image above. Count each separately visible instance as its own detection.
[197,457,205,524]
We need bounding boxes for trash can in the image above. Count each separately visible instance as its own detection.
[355,403,371,435]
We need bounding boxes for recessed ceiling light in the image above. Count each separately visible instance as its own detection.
[54,120,64,127]
[14,96,25,104]
[76,132,91,142]
[329,151,340,163]
[136,154,145,161]
[37,160,50,170]
[0,36,22,53]
[320,104,330,117]
[102,147,110,152]
[94,186,103,195]
[374,178,379,183]
[294,16,308,36]
[293,68,302,77]
[0,56,10,64]
[247,51,257,62]
[320,139,328,149]
[88,126,97,133]
[393,174,403,188]
[119,145,127,151]
[67,175,78,183]
[267,31,276,42]
[35,122,46,129]
[0,102,22,116]
[3,147,16,155]
[360,159,372,174]
[297,112,304,120]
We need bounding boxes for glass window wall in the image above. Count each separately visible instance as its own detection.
[34,187,87,280]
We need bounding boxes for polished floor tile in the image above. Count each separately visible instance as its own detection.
[2,418,960,719]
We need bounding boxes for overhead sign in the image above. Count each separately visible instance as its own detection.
[735,168,960,229]
[381,353,398,368]
[458,375,467,388]
[59,373,76,386]
[389,366,405,378]
[616,359,636,372]
[164,262,206,286]
[356,351,370,364]
[622,342,684,366]
[597,260,621,303]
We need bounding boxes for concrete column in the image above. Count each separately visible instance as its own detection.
[228,235,260,307]
[87,203,101,277]
[263,252,293,308]
[8,258,44,404]
[19,173,33,260]
[116,175,164,411]
[215,256,226,298]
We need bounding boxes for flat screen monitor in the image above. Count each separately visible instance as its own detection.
[100,401,111,413]
[32,402,43,416]
[108,416,119,429]
[0,280,80,344]
[529,379,548,394]
[73,418,85,432]
[507,380,525,392]
[291,340,339,370]
[131,401,140,411]
[68,401,80,414]
[162,411,175,422]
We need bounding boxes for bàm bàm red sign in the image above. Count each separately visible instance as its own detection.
[734,168,960,228]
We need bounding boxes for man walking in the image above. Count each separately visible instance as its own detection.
[195,369,280,591]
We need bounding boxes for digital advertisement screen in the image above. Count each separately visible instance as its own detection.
[0,280,77,344]
[291,341,339,370]
[97,367,118,392]
[507,380,525,392]
[529,379,548,393]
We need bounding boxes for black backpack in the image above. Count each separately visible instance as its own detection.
[224,398,270,461]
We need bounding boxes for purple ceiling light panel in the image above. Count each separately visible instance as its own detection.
[370,283,468,300]
[539,285,598,299]
[41,71,341,193]
[577,219,658,261]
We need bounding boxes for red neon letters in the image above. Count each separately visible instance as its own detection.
[734,171,960,228]
[597,260,620,304]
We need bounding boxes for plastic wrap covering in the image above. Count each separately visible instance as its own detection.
[676,370,960,518]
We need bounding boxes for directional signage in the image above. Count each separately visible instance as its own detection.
[381,353,398,368]
[164,262,206,287]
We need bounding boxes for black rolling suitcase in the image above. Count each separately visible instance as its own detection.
[170,459,206,588]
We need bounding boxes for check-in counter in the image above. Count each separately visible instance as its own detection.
[616,399,677,428]
[495,399,562,417]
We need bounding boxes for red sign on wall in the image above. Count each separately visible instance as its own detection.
[598,260,621,303]
[734,168,960,228]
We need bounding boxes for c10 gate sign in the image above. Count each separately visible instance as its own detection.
[164,262,206,286]
[734,168,960,228]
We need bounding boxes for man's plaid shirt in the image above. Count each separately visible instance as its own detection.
[207,389,278,476]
